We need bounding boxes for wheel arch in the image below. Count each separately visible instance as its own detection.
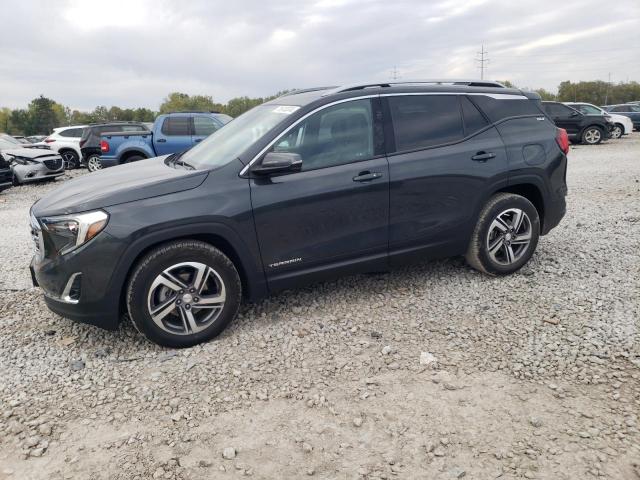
[120,149,149,163]
[113,224,267,322]
[495,182,546,231]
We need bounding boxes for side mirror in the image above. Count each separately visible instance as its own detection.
[570,111,580,117]
[252,152,302,175]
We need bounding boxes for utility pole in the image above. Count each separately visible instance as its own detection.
[604,72,611,105]
[390,65,400,81]
[476,44,489,80]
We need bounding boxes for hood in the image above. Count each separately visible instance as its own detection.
[32,156,208,217]
[2,147,58,161]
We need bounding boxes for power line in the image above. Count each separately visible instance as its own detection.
[476,44,489,79]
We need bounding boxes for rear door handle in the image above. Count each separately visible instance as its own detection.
[353,171,382,182]
[157,138,167,143]
[194,138,202,143]
[471,151,496,162]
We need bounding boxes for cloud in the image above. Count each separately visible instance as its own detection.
[0,0,638,110]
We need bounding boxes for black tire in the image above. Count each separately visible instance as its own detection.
[122,155,145,163]
[465,193,540,276]
[12,174,20,186]
[126,240,242,348]
[581,126,604,145]
[86,154,103,172]
[611,124,623,139]
[60,150,80,169]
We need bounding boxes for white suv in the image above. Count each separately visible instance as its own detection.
[40,126,87,169]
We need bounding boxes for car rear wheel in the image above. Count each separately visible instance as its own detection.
[126,240,242,348]
[122,155,145,163]
[86,154,102,172]
[61,150,80,169]
[610,124,623,139]
[582,126,603,145]
[465,193,540,276]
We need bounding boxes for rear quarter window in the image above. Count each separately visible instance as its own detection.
[59,128,84,137]
[471,95,542,122]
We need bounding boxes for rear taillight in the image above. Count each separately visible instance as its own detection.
[555,128,569,155]
[44,138,55,143]
[100,140,109,153]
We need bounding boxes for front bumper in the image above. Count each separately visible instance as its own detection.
[13,163,64,184]
[29,228,125,330]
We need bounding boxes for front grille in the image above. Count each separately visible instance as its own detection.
[44,158,62,169]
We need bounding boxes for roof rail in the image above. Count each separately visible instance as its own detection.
[323,79,506,95]
[165,110,222,114]
[280,86,338,97]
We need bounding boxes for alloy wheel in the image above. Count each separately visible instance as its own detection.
[584,128,601,144]
[62,152,78,169]
[87,155,102,172]
[486,208,532,266]
[147,262,226,335]
[611,125,622,139]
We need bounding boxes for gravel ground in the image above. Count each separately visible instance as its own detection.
[0,136,639,480]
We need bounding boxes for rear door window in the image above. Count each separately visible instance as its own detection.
[161,117,191,136]
[388,95,463,151]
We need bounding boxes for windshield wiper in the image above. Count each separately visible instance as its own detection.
[166,151,195,170]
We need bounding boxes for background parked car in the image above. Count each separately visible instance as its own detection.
[0,135,64,185]
[26,135,46,143]
[0,152,12,192]
[39,125,87,169]
[541,101,613,145]
[98,111,232,170]
[12,135,32,144]
[601,104,640,131]
[564,102,633,139]
[80,122,150,172]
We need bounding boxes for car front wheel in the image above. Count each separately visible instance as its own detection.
[465,193,540,275]
[61,150,80,169]
[126,240,242,348]
[610,124,623,139]
[86,154,103,172]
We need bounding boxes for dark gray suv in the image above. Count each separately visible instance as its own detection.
[29,80,568,347]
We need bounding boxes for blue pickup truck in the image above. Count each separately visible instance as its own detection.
[98,112,232,169]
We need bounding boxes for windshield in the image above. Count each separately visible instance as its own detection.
[0,134,23,145]
[180,104,300,170]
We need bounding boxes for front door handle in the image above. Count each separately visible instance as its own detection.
[157,138,167,143]
[353,171,382,182]
[471,151,496,162]
[194,138,202,143]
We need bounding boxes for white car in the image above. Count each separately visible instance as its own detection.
[564,103,632,139]
[37,125,87,169]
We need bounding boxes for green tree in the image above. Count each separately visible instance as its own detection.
[27,95,59,135]
[159,92,224,114]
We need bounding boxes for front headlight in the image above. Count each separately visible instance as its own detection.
[40,210,109,256]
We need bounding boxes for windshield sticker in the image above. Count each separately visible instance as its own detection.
[273,106,300,114]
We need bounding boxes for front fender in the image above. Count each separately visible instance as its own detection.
[106,221,268,312]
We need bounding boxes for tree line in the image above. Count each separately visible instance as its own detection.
[1,81,638,136]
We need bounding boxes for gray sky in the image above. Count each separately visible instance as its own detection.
[1,0,639,111]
